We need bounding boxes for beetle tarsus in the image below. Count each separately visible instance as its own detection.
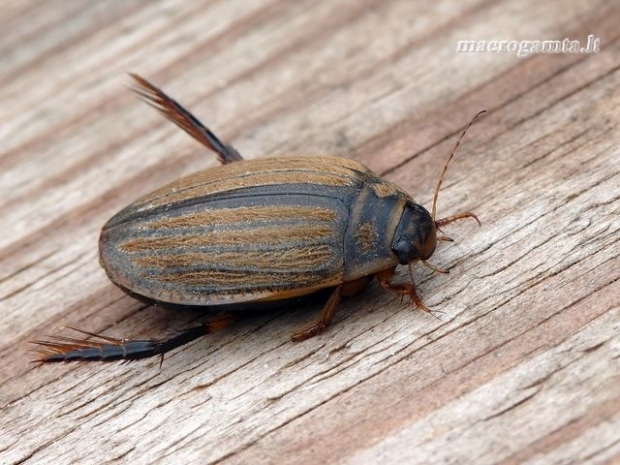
[376,268,443,317]
[436,211,481,228]
[32,314,236,363]
[291,285,342,342]
[129,73,243,165]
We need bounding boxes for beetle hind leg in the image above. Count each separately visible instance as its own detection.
[129,74,243,165]
[32,313,236,363]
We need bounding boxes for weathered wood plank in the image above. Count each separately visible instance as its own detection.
[1,1,618,464]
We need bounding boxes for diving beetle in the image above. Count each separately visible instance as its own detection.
[34,75,483,363]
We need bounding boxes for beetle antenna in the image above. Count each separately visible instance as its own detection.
[431,110,486,222]
[422,260,449,274]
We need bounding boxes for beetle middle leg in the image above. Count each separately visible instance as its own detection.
[291,285,342,342]
[291,277,372,341]
[376,267,435,315]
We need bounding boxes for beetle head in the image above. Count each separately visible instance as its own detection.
[392,202,437,264]
[393,110,486,267]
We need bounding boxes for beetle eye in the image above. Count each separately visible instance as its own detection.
[392,238,415,265]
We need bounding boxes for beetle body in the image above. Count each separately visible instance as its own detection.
[100,155,427,307]
[34,75,481,363]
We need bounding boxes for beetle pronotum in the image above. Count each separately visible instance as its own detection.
[34,75,484,363]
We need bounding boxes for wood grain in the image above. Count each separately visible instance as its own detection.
[1,1,618,464]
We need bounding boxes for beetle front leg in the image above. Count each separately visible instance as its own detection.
[376,267,434,314]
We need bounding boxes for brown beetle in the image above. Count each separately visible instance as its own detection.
[34,75,483,363]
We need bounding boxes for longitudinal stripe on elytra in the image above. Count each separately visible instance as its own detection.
[143,205,338,230]
[119,224,335,252]
[132,243,337,271]
[153,268,337,288]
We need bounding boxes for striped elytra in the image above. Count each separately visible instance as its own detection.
[33,75,483,363]
[100,155,408,307]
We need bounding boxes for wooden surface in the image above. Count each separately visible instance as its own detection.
[1,1,619,464]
